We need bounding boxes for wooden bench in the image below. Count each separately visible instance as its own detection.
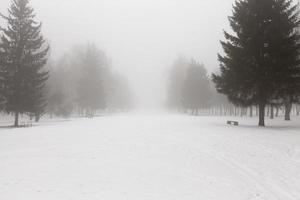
[227,121,239,126]
[20,122,33,128]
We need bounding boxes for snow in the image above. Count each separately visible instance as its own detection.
[0,113,300,200]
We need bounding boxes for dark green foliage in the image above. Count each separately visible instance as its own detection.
[0,0,49,126]
[212,0,300,126]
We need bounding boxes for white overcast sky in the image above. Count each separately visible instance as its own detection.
[0,0,235,108]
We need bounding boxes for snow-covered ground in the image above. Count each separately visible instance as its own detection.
[0,113,300,200]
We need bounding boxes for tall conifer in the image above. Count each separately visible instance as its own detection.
[0,0,49,126]
[213,0,300,126]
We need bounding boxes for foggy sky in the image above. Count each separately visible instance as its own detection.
[0,0,234,109]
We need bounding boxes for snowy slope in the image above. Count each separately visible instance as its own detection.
[0,114,299,200]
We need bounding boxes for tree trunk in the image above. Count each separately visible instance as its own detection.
[275,107,279,117]
[35,113,40,122]
[250,106,253,117]
[14,112,19,127]
[258,103,265,126]
[285,102,292,121]
[256,106,259,116]
[270,105,274,119]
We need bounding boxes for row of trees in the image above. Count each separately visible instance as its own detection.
[167,55,300,121]
[167,0,300,127]
[46,44,132,118]
[0,0,132,126]
[167,56,214,113]
[166,56,237,116]
[213,0,300,126]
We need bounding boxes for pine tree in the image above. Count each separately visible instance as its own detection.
[0,0,49,126]
[212,0,300,126]
[0,38,6,109]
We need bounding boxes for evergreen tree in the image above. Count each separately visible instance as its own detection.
[0,0,49,126]
[182,59,211,114]
[0,37,6,109]
[212,0,300,126]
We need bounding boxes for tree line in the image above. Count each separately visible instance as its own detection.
[167,56,213,114]
[0,0,132,126]
[2,0,300,127]
[46,44,132,119]
[168,0,300,126]
[167,55,300,122]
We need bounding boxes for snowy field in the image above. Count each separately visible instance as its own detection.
[0,113,300,200]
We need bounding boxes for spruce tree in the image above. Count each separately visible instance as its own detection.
[0,0,49,126]
[212,0,300,126]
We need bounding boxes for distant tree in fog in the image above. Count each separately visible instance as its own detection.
[77,44,108,117]
[167,56,189,110]
[213,0,300,126]
[0,0,49,126]
[182,59,211,114]
[46,60,73,118]
[167,57,212,113]
[45,44,133,118]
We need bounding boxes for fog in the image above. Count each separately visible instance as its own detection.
[1,1,300,198]
[0,0,234,109]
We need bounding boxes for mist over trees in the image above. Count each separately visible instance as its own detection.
[167,57,217,114]
[0,0,133,126]
[77,44,108,116]
[167,56,189,110]
[166,0,300,127]
[46,44,133,118]
[1,0,300,128]
[181,60,212,114]
[212,0,300,126]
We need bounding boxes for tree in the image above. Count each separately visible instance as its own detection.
[212,0,300,126]
[182,59,211,114]
[0,0,49,126]
[46,61,73,118]
[167,56,189,110]
[77,44,108,117]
